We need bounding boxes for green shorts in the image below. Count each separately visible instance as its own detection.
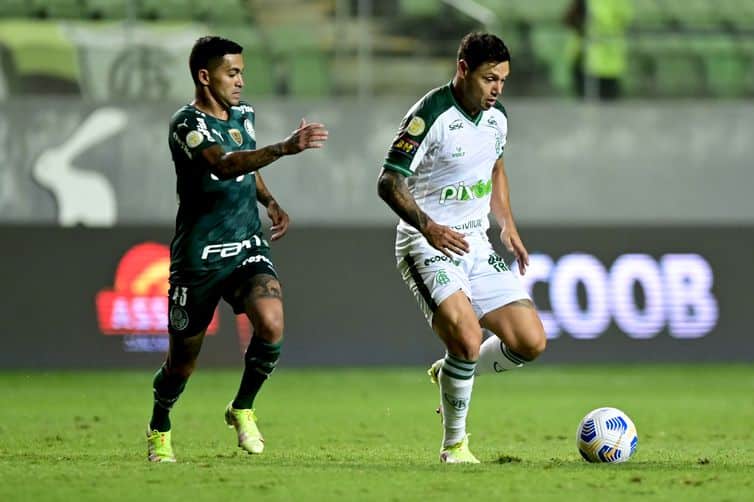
[167,247,277,337]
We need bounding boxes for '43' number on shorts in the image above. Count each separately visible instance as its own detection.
[172,286,188,306]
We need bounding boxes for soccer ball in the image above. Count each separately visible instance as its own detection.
[576,407,638,463]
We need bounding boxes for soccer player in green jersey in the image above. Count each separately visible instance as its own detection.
[146,36,328,462]
[377,33,546,463]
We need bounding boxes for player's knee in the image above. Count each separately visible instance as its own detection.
[443,323,482,361]
[518,329,547,361]
[166,361,196,380]
[455,343,480,362]
[253,311,284,343]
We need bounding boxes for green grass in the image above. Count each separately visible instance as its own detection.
[1,365,753,501]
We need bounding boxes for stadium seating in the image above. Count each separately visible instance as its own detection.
[0,0,753,99]
[695,36,749,97]
[84,0,130,20]
[530,26,577,95]
[631,0,670,30]
[288,53,330,96]
[0,0,31,18]
[0,20,80,93]
[138,0,194,22]
[398,0,441,19]
[661,0,720,30]
[193,0,251,24]
[30,0,84,19]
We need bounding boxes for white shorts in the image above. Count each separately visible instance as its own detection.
[395,232,531,325]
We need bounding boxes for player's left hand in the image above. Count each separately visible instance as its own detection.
[283,118,329,154]
[500,227,529,275]
[267,200,289,241]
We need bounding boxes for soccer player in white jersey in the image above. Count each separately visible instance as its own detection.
[377,32,547,463]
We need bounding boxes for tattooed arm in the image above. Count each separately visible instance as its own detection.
[202,118,328,180]
[377,168,469,257]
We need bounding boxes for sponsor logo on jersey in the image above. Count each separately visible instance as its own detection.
[239,254,275,269]
[229,128,243,146]
[488,253,510,272]
[449,119,463,131]
[243,119,255,141]
[487,117,498,127]
[392,137,418,155]
[424,255,461,267]
[235,104,254,114]
[95,242,219,336]
[201,235,268,260]
[406,116,425,136]
[439,179,492,204]
[451,218,484,232]
[196,117,214,142]
[451,146,466,158]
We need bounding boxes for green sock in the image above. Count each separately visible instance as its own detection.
[232,337,282,410]
[149,365,187,432]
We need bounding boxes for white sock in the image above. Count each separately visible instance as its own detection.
[439,353,476,447]
[476,331,527,375]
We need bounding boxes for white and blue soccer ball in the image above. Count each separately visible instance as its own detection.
[576,407,638,463]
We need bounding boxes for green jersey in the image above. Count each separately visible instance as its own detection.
[167,102,264,281]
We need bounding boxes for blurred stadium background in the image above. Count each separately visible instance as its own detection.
[1,0,753,369]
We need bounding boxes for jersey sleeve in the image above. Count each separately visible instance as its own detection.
[494,103,508,159]
[169,108,218,161]
[383,105,434,177]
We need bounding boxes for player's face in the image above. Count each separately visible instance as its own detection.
[207,53,245,107]
[466,60,509,111]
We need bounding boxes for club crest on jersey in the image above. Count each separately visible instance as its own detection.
[229,129,243,146]
[243,119,255,141]
[169,305,189,331]
[406,116,425,136]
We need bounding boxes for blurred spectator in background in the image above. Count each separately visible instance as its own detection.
[564,0,633,100]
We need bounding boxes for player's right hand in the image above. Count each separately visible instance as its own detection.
[424,220,469,258]
[283,118,329,154]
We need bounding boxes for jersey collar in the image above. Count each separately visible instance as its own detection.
[446,83,482,126]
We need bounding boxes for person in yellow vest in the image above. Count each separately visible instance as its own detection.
[564,0,633,100]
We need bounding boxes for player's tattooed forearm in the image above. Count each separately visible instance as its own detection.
[251,274,283,299]
[256,182,274,206]
[378,170,429,233]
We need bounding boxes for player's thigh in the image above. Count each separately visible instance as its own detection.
[224,258,283,342]
[432,290,484,360]
[167,329,207,375]
[468,242,545,357]
[480,299,546,359]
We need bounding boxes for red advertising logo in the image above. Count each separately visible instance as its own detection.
[96,242,219,335]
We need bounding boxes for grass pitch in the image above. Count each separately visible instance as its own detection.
[1,364,752,501]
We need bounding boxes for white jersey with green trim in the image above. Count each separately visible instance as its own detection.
[383,84,508,239]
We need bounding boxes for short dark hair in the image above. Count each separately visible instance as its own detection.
[457,32,510,72]
[189,36,243,85]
